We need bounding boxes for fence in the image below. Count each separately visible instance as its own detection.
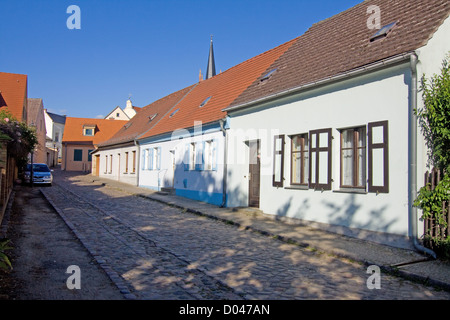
[423,168,450,248]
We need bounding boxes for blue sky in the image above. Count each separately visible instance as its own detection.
[1,0,361,119]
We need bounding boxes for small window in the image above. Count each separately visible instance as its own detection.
[84,128,94,136]
[190,142,196,170]
[88,149,93,162]
[74,149,83,162]
[169,109,179,118]
[291,134,309,186]
[125,152,129,173]
[370,22,397,42]
[309,128,332,191]
[116,112,120,117]
[199,96,211,108]
[261,68,277,82]
[148,113,158,122]
[340,127,366,189]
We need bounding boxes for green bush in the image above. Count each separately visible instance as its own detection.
[0,239,12,271]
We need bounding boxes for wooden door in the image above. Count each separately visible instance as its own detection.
[248,140,261,208]
[95,155,100,176]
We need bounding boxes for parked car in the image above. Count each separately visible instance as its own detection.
[23,163,53,186]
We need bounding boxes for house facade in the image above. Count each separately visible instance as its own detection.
[62,117,127,172]
[135,37,295,204]
[223,0,450,249]
[27,98,47,164]
[44,109,66,166]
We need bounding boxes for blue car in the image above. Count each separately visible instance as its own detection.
[24,163,53,186]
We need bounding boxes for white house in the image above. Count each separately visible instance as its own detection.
[136,38,295,205]
[44,109,66,165]
[223,0,450,251]
[104,99,141,120]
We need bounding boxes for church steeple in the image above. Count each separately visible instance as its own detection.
[205,35,216,80]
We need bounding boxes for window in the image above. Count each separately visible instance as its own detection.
[125,152,129,173]
[132,151,136,173]
[55,132,59,142]
[202,140,218,171]
[309,128,332,190]
[74,149,82,162]
[105,155,108,173]
[116,113,120,117]
[109,154,113,174]
[199,96,211,108]
[370,22,397,42]
[145,147,161,170]
[340,127,366,189]
[190,143,196,170]
[291,134,309,186]
[368,121,389,193]
[169,108,179,118]
[83,125,96,136]
[88,149,93,162]
[261,68,277,82]
[273,135,285,187]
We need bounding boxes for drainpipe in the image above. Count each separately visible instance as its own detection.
[220,118,228,207]
[409,53,437,259]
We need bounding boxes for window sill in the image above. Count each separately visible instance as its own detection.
[285,185,309,190]
[333,188,367,194]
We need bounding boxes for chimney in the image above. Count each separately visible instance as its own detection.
[199,69,203,82]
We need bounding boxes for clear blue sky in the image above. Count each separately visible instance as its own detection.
[1,0,361,119]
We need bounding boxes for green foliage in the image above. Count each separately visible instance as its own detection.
[0,239,13,271]
[414,54,450,258]
[417,55,450,172]
[0,109,38,167]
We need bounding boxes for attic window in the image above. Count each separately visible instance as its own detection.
[370,21,397,42]
[124,122,132,129]
[83,125,96,136]
[148,113,158,122]
[169,108,179,118]
[199,96,211,108]
[261,68,277,82]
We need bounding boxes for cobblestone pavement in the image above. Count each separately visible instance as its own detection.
[40,171,450,300]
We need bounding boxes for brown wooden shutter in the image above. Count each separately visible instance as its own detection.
[309,128,332,190]
[368,121,389,193]
[273,135,285,187]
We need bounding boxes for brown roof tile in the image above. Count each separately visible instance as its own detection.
[0,72,28,122]
[98,84,196,147]
[62,117,128,146]
[138,37,297,140]
[229,0,450,109]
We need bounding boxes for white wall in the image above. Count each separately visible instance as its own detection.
[96,145,139,186]
[139,129,226,206]
[227,64,412,239]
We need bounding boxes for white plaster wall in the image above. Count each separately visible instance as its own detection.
[139,130,225,204]
[227,64,412,236]
[96,145,139,186]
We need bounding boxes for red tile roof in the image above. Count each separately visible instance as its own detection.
[229,0,450,109]
[62,117,128,146]
[0,72,28,122]
[138,37,297,140]
[98,84,196,147]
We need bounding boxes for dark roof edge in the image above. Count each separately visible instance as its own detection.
[224,52,415,113]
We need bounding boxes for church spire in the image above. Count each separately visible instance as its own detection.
[205,35,216,80]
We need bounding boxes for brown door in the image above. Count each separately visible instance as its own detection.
[95,155,100,176]
[248,140,261,208]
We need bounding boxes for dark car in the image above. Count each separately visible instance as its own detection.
[24,163,53,186]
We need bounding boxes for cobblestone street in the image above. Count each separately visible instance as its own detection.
[30,170,450,300]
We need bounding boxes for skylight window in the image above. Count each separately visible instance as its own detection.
[370,21,397,42]
[261,68,277,82]
[199,96,211,108]
[169,109,179,118]
[148,113,158,121]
